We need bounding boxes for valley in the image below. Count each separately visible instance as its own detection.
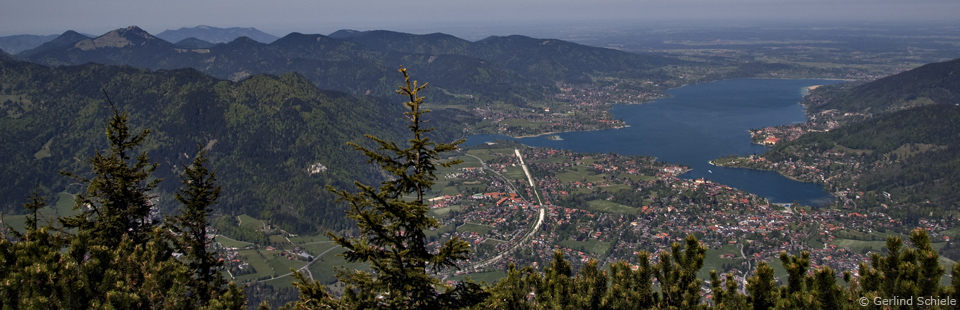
[3,20,960,308]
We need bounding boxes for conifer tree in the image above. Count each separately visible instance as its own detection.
[811,266,843,310]
[604,251,657,310]
[60,98,160,248]
[484,263,535,310]
[857,228,941,305]
[0,192,70,308]
[532,250,575,309]
[655,234,707,309]
[168,148,226,305]
[318,67,476,309]
[572,259,608,310]
[709,271,747,310]
[746,261,777,310]
[777,251,816,309]
[2,98,248,309]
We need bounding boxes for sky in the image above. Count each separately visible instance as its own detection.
[2,0,960,37]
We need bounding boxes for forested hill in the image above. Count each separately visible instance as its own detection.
[767,104,960,208]
[17,26,679,104]
[0,56,468,232]
[806,58,960,115]
[329,30,670,83]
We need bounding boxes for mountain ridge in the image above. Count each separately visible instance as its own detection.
[156,25,279,44]
[17,26,678,102]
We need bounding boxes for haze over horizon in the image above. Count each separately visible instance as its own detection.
[2,0,959,38]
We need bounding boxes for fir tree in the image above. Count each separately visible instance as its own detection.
[312,67,477,309]
[604,251,657,310]
[1,98,249,309]
[60,97,160,248]
[532,250,575,309]
[483,263,535,310]
[746,261,777,310]
[168,147,226,305]
[655,234,707,309]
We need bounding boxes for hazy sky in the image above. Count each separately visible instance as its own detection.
[2,0,959,36]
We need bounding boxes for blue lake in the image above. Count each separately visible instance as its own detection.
[465,79,844,207]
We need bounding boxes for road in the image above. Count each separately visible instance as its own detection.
[466,149,545,270]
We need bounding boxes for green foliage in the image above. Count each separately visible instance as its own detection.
[59,101,160,248]
[0,104,246,309]
[859,229,945,303]
[167,147,226,306]
[293,67,479,309]
[0,55,428,234]
[656,234,707,309]
[746,261,777,310]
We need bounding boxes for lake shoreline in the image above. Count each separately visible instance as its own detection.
[469,78,843,207]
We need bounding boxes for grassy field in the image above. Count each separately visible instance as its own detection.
[288,234,331,244]
[215,236,253,248]
[2,191,77,234]
[268,235,290,245]
[587,199,637,215]
[698,245,746,279]
[559,239,611,256]
[501,119,548,130]
[600,184,633,193]
[503,166,527,182]
[556,166,592,183]
[429,205,462,218]
[457,155,483,168]
[301,242,338,257]
[267,255,308,277]
[237,214,264,231]
[830,238,892,254]
[458,223,495,235]
[234,249,275,282]
[426,224,456,239]
[449,270,507,285]
[765,258,789,284]
[33,137,53,159]
[465,149,497,162]
[307,247,369,284]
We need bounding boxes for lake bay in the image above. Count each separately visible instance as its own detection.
[466,79,844,207]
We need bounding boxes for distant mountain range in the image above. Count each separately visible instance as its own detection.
[156,25,279,44]
[0,25,277,56]
[0,34,67,54]
[15,26,677,104]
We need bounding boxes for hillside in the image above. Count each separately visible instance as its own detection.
[333,30,671,83]
[764,104,960,212]
[806,58,960,115]
[15,30,91,58]
[0,56,469,233]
